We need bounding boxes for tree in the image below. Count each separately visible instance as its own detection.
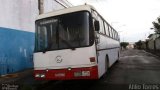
[135,40,142,49]
[147,34,153,38]
[120,42,129,49]
[152,17,160,34]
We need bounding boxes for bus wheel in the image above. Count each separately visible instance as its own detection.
[101,55,109,79]
[117,51,120,62]
[105,55,109,73]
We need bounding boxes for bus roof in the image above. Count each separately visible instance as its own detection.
[36,5,96,20]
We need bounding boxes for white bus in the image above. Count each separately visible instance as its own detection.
[34,5,120,80]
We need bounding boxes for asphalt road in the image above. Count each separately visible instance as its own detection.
[35,49,160,90]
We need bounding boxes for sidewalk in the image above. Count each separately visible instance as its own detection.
[0,69,32,84]
[145,50,160,58]
[0,69,49,90]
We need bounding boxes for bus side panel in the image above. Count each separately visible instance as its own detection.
[108,48,120,67]
[96,34,120,78]
[97,50,110,78]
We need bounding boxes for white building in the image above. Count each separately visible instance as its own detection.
[147,33,160,50]
[0,0,72,75]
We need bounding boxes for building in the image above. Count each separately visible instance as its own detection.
[126,42,134,49]
[147,33,160,50]
[0,0,72,75]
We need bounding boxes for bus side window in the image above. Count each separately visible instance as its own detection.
[109,26,112,38]
[104,22,109,36]
[113,30,116,39]
[116,32,118,40]
[111,29,114,38]
[117,33,119,40]
[98,16,105,34]
[92,19,97,31]
[115,32,117,40]
[113,29,116,39]
[115,31,117,39]
[112,30,114,39]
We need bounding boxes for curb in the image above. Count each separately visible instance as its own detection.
[142,50,160,59]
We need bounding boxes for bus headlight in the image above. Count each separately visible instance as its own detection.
[35,74,45,78]
[35,74,40,77]
[40,74,45,78]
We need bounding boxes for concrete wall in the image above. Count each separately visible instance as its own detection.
[148,39,155,50]
[0,0,38,32]
[0,27,34,75]
[0,0,38,75]
[155,38,160,50]
[146,38,160,50]
[44,0,64,13]
[40,0,72,14]
[141,42,147,49]
[0,0,71,75]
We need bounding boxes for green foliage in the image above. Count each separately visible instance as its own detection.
[148,34,153,38]
[120,42,129,49]
[135,40,142,49]
[158,18,160,24]
[152,17,160,34]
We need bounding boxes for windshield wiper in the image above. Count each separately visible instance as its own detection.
[42,47,49,53]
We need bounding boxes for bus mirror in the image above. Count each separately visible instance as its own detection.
[94,20,100,31]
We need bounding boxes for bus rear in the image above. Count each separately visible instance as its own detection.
[33,7,99,80]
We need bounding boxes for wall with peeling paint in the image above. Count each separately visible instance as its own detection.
[0,27,34,75]
[0,0,38,75]
[0,0,39,32]
[0,0,72,75]
[155,38,160,50]
[42,0,72,13]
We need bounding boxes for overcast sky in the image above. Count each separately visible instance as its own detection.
[67,0,160,42]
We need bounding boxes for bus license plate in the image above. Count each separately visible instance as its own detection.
[82,71,90,76]
[55,73,65,77]
[74,72,82,77]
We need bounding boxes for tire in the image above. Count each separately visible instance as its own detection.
[105,55,109,73]
[100,55,109,79]
[117,51,120,62]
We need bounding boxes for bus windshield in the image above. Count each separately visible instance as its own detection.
[35,11,93,52]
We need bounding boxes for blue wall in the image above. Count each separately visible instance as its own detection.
[0,27,34,75]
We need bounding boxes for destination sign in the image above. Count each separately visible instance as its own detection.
[40,19,58,25]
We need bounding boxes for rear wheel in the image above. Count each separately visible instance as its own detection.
[117,51,120,62]
[101,55,109,79]
[105,55,109,73]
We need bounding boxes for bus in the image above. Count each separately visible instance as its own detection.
[34,5,120,80]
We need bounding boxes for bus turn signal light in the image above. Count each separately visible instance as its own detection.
[90,57,96,62]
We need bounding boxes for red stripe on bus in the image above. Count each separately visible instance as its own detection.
[34,66,98,80]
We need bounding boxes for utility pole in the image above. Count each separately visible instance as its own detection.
[38,0,44,14]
